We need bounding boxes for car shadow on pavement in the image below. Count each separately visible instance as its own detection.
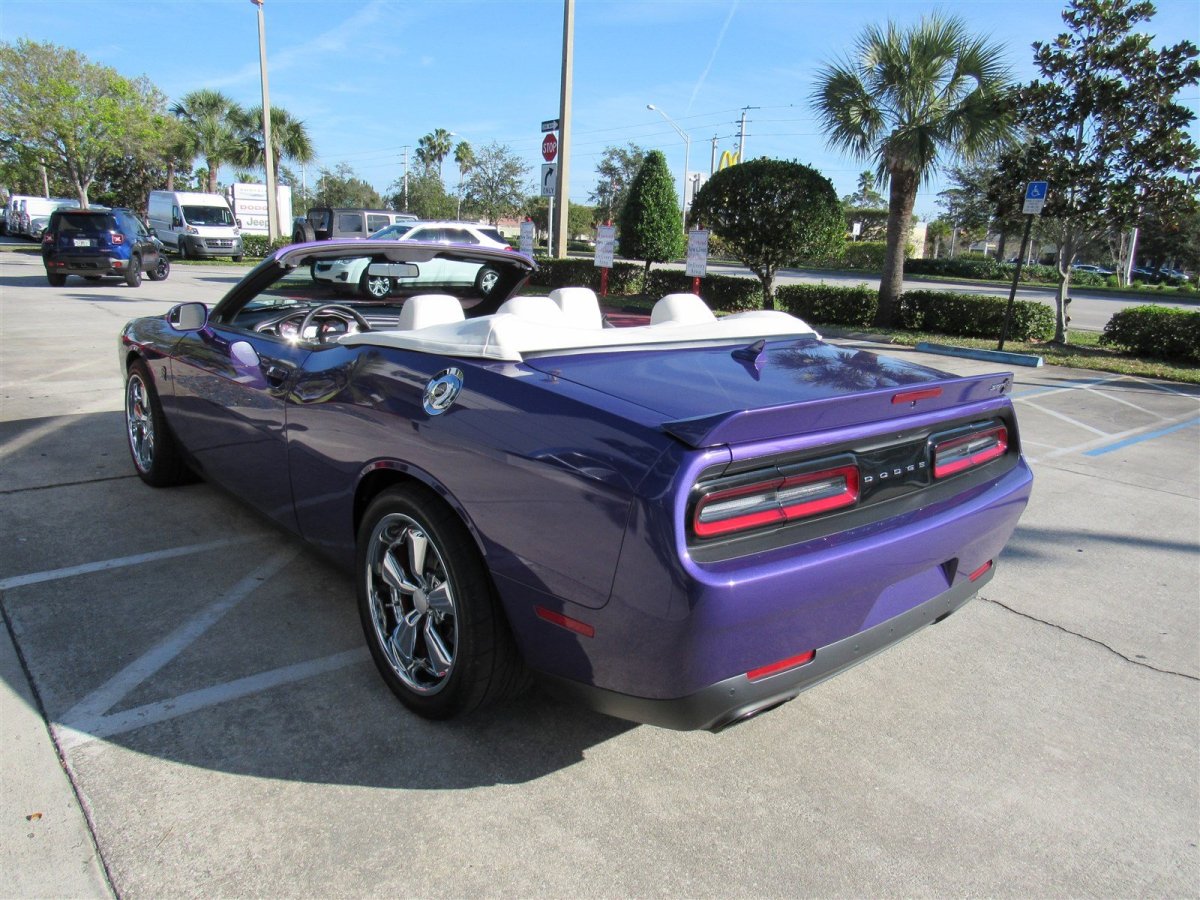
[2,410,637,789]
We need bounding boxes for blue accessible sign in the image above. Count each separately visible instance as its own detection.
[1023,181,1048,215]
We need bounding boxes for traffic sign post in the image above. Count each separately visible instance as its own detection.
[594,223,616,296]
[1000,181,1049,350]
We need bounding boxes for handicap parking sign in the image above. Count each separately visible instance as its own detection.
[1023,181,1048,215]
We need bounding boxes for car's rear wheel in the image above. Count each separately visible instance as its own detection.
[360,268,392,299]
[147,256,171,281]
[124,255,142,287]
[46,272,67,287]
[475,265,500,296]
[357,486,526,720]
[125,360,189,487]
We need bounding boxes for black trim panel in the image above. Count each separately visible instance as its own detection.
[536,565,993,732]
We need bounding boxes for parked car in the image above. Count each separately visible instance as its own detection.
[24,197,80,239]
[294,207,417,244]
[3,193,36,236]
[43,207,169,287]
[1070,263,1114,276]
[311,220,513,297]
[147,190,243,260]
[117,239,1032,730]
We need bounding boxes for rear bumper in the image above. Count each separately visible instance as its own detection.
[45,255,127,276]
[540,565,991,731]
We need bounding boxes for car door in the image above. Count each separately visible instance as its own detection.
[167,322,310,530]
[437,227,484,286]
[124,213,160,271]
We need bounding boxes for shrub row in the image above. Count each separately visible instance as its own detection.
[646,269,763,312]
[1101,305,1200,363]
[899,290,1055,341]
[775,283,878,327]
[241,234,291,259]
[796,241,889,270]
[531,257,645,294]
[903,256,1116,288]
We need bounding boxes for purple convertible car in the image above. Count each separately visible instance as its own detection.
[119,240,1032,730]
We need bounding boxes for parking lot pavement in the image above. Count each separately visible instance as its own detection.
[1,252,1198,896]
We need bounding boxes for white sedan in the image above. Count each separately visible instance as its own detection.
[311,221,513,298]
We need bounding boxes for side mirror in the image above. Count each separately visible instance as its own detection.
[148,227,158,238]
[172,215,182,228]
[169,302,208,332]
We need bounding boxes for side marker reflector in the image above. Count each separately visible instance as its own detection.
[968,560,993,581]
[746,649,816,682]
[535,606,595,638]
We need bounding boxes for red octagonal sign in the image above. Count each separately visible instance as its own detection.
[542,133,558,162]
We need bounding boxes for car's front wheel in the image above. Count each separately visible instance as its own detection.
[357,486,526,720]
[360,268,392,299]
[147,256,171,281]
[125,360,189,487]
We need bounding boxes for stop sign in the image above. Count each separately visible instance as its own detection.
[542,133,558,162]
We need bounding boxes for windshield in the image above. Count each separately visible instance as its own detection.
[182,205,235,226]
[369,223,417,240]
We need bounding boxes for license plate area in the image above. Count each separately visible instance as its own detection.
[73,238,93,247]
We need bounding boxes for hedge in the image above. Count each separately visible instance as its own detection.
[241,235,291,259]
[530,257,644,294]
[646,269,763,312]
[1100,305,1200,363]
[775,283,877,327]
[903,257,1110,288]
[899,290,1055,341]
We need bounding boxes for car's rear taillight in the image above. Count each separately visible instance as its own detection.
[693,463,859,539]
[41,232,52,244]
[932,425,1008,479]
[111,232,125,244]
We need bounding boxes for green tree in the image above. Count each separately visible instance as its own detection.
[688,159,844,309]
[389,172,456,219]
[170,88,242,194]
[618,149,684,278]
[812,15,1016,326]
[462,142,530,224]
[316,163,383,208]
[0,39,163,206]
[523,198,597,244]
[416,128,454,181]
[1000,0,1199,342]
[844,170,885,208]
[232,105,315,182]
[589,142,647,223]
[937,161,999,256]
[453,140,475,218]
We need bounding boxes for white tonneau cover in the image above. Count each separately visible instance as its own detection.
[340,308,819,362]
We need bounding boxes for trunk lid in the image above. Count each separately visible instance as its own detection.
[523,338,1015,448]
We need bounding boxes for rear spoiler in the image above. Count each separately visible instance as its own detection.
[662,373,1015,448]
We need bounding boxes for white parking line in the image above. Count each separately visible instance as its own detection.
[56,549,297,739]
[0,538,253,590]
[1017,399,1111,436]
[1038,410,1200,460]
[56,648,369,749]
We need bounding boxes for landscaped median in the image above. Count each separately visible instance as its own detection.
[530,257,1200,384]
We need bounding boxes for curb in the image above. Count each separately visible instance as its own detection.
[916,341,1044,367]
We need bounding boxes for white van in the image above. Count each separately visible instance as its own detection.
[147,190,243,260]
[22,197,79,238]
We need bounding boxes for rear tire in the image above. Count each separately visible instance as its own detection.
[46,272,67,287]
[124,256,142,287]
[357,486,526,720]
[125,360,189,487]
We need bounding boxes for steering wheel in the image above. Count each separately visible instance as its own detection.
[298,303,371,342]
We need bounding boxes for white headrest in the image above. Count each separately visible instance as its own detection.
[496,295,563,325]
[397,294,465,331]
[549,287,603,329]
[650,293,718,326]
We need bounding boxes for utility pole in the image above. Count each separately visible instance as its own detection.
[400,146,410,211]
[710,136,718,174]
[736,106,759,162]
[551,0,574,258]
[252,0,278,241]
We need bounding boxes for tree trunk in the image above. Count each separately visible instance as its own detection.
[206,156,218,193]
[759,270,775,311]
[996,231,1008,262]
[1053,237,1078,344]
[874,168,917,328]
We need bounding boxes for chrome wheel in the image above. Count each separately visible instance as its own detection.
[365,513,458,695]
[362,271,391,298]
[477,266,499,296]
[125,372,155,473]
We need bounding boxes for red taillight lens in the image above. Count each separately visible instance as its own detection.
[110,231,125,244]
[693,464,859,539]
[746,649,816,682]
[932,425,1008,479]
[41,232,52,244]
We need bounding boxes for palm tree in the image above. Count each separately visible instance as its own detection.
[416,128,454,181]
[812,15,1015,326]
[232,105,315,180]
[169,89,242,193]
[453,140,475,219]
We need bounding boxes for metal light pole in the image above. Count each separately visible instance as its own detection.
[251,0,278,240]
[647,104,690,227]
[551,0,574,258]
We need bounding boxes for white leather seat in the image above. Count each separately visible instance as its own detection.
[549,287,604,329]
[396,294,465,330]
[496,295,563,325]
[650,293,717,326]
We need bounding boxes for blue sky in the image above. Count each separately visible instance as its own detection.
[3,0,1198,220]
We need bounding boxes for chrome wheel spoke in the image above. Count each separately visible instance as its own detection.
[424,617,453,675]
[406,529,429,581]
[389,610,422,673]
[425,580,453,617]
[381,544,420,595]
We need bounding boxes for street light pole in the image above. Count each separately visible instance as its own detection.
[251,0,278,241]
[647,104,690,227]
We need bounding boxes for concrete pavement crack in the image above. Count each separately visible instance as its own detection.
[0,474,138,495]
[980,595,1199,681]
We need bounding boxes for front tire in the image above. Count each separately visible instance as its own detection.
[360,268,392,299]
[177,241,188,260]
[125,360,189,487]
[147,256,171,281]
[357,486,525,720]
